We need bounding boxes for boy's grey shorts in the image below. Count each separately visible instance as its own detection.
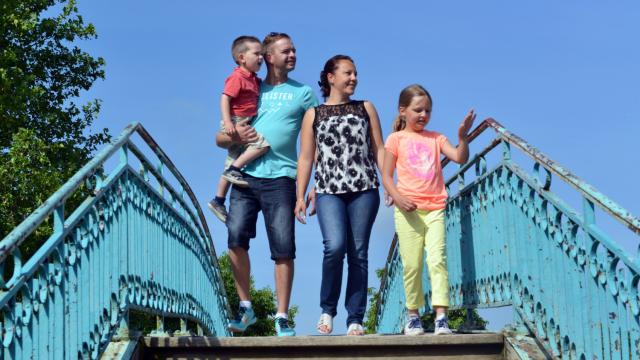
[220,115,269,168]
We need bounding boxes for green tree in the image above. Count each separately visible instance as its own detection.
[364,268,385,334]
[218,252,298,336]
[364,267,487,334]
[0,129,67,245]
[0,0,109,251]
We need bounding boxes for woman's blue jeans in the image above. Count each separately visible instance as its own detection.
[316,188,380,326]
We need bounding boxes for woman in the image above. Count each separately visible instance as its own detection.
[295,55,386,335]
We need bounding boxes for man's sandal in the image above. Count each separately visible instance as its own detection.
[317,313,333,334]
[347,323,364,336]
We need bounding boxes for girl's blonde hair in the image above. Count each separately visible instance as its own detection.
[391,84,433,132]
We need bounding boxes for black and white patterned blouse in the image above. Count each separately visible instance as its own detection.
[313,100,380,194]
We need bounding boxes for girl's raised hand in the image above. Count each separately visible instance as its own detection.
[458,109,476,140]
[394,194,417,212]
[294,198,308,224]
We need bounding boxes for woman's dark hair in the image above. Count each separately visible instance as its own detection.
[318,55,354,99]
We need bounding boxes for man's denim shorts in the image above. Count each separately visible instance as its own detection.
[226,175,296,260]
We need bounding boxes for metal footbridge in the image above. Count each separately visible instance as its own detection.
[1,120,637,359]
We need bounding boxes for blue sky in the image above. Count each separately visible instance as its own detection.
[75,1,640,334]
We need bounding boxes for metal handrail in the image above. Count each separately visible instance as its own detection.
[0,123,136,264]
[0,122,218,263]
[0,123,232,357]
[134,124,218,256]
[446,118,639,234]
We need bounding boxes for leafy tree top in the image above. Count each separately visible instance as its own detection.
[1,0,108,155]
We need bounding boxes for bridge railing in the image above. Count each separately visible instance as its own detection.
[376,118,640,359]
[0,123,231,359]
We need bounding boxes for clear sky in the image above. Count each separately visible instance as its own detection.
[75,1,639,335]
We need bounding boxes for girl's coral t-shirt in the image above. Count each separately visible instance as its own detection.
[385,130,449,210]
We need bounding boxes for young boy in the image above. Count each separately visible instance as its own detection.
[208,36,269,223]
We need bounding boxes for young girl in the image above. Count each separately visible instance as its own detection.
[381,84,475,335]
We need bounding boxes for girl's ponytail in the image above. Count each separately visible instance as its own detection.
[391,115,406,132]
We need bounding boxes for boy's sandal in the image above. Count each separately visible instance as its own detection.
[317,313,333,334]
[347,323,364,336]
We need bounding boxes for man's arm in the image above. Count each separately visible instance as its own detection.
[215,119,259,149]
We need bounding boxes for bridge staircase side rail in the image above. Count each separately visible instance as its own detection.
[376,118,640,359]
[0,123,231,359]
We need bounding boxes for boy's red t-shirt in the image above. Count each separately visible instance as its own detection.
[385,130,449,210]
[223,66,260,117]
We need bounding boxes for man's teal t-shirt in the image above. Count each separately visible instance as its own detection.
[244,78,318,179]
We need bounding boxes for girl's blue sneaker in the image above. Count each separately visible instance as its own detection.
[404,316,424,336]
[228,306,256,332]
[434,317,453,335]
[275,317,296,336]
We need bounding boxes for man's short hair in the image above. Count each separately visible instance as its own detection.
[231,35,261,64]
[262,32,291,53]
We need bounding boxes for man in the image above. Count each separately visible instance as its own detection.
[215,32,318,336]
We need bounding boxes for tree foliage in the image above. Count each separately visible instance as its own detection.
[364,268,385,334]
[0,0,109,251]
[218,252,297,336]
[0,129,65,245]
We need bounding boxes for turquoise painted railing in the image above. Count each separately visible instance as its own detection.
[376,119,640,359]
[0,123,230,359]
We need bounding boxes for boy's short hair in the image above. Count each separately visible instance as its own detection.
[231,36,261,64]
[262,32,291,53]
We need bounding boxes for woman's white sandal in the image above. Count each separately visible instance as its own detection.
[317,313,333,334]
[347,323,364,336]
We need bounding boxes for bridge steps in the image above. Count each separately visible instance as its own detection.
[138,332,505,359]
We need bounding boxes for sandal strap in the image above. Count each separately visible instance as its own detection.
[317,313,333,333]
[347,323,364,334]
[317,313,332,325]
